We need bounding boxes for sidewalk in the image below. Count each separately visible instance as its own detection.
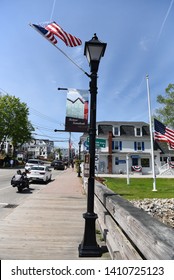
[0,169,110,260]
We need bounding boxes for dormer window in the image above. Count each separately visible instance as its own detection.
[136,127,141,136]
[114,126,119,136]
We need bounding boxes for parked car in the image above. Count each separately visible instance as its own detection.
[27,165,52,183]
[50,160,57,167]
[25,159,44,171]
[53,160,65,170]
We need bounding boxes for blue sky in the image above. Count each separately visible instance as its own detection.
[0,0,174,149]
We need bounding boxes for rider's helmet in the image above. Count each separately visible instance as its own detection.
[17,170,22,175]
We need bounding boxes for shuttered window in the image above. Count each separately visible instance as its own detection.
[134,142,145,151]
[112,141,122,150]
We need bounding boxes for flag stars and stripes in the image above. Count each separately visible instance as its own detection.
[32,24,57,45]
[154,118,174,148]
[45,22,82,47]
[32,22,82,47]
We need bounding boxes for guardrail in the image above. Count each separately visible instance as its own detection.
[93,181,174,260]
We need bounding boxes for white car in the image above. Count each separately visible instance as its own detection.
[27,165,52,183]
[25,159,44,171]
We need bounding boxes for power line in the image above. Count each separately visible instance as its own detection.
[29,107,62,124]
[0,86,64,126]
[32,123,60,132]
[0,86,81,147]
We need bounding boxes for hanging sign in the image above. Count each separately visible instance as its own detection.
[65,89,89,132]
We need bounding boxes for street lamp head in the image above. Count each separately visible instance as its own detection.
[84,33,107,73]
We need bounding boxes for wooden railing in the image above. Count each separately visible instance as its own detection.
[93,181,174,260]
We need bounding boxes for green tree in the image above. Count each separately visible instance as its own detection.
[155,83,174,128]
[0,94,34,155]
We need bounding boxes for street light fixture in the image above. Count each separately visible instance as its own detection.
[79,34,107,257]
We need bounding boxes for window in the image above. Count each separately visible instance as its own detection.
[112,141,122,150]
[98,125,112,134]
[134,142,144,151]
[120,125,134,136]
[137,142,142,150]
[115,157,119,165]
[163,157,168,163]
[141,158,150,167]
[114,126,119,136]
[142,126,150,136]
[113,141,119,150]
[136,127,141,136]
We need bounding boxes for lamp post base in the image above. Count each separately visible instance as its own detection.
[79,244,102,257]
[78,212,102,257]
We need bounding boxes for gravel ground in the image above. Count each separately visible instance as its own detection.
[130,198,174,228]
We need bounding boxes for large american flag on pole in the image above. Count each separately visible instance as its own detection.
[45,21,82,47]
[154,118,174,149]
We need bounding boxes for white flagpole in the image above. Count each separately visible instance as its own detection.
[29,23,89,77]
[146,75,157,191]
[126,154,130,185]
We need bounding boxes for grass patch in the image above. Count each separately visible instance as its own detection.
[104,178,174,200]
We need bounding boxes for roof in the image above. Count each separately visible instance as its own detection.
[80,121,150,138]
[154,141,174,154]
[97,121,150,136]
[96,121,149,126]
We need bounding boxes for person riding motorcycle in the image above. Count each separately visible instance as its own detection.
[11,170,29,192]
[13,170,23,180]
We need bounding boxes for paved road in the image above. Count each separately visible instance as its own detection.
[0,168,65,219]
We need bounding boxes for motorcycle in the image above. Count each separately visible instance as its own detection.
[11,172,29,192]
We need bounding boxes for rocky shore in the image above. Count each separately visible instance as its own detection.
[130,198,174,228]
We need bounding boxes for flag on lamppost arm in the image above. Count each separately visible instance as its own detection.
[154,118,174,149]
[31,22,82,47]
[30,22,86,75]
[45,22,82,47]
[32,24,57,44]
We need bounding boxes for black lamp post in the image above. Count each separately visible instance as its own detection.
[78,140,81,177]
[79,34,106,257]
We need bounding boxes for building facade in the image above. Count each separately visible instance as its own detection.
[21,139,54,160]
[81,121,173,175]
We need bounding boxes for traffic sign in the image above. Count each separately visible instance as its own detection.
[86,137,106,148]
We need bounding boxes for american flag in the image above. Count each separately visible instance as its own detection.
[45,22,82,47]
[32,24,57,44]
[154,118,174,148]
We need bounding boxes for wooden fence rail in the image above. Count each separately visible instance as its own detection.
[93,181,174,260]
